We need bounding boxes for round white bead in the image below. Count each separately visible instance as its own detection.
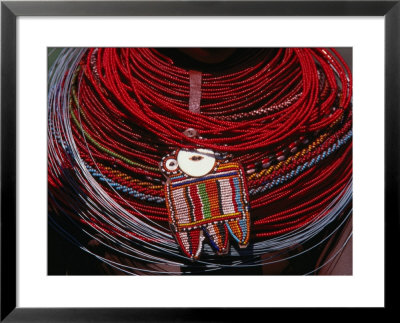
[177,148,216,177]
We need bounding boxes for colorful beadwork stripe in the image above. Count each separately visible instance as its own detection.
[249,130,353,195]
[170,170,239,188]
[165,161,251,259]
[168,167,248,229]
[85,163,165,203]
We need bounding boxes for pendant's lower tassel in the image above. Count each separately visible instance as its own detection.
[160,147,251,260]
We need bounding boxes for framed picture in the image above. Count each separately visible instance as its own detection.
[1,0,397,320]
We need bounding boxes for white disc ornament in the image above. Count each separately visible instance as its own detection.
[176,148,216,177]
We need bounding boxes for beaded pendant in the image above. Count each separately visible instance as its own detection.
[160,148,251,260]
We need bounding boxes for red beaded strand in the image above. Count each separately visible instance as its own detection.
[61,47,352,242]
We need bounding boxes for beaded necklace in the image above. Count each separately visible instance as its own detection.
[48,48,352,271]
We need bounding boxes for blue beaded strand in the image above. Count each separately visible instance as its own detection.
[249,130,352,195]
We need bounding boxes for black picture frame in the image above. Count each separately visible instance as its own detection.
[1,0,398,321]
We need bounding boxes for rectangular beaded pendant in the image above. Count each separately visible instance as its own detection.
[161,148,250,260]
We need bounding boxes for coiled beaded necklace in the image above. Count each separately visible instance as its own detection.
[48,47,352,273]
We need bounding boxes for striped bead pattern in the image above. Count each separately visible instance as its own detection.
[85,163,165,203]
[165,162,250,259]
[249,130,352,195]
